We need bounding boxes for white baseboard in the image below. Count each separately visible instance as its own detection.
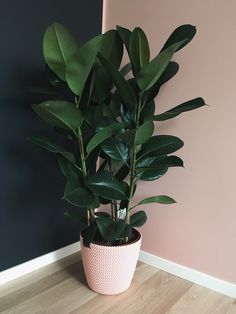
[139,250,236,299]
[0,241,81,285]
[1,243,235,299]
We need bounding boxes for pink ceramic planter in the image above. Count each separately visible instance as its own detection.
[80,230,142,295]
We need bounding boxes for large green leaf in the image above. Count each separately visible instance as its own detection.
[58,157,95,207]
[66,35,102,96]
[137,155,184,171]
[160,24,196,53]
[130,211,147,227]
[129,27,150,74]
[136,195,176,205]
[32,101,82,132]
[140,100,156,121]
[145,62,179,103]
[137,40,186,91]
[98,54,137,112]
[116,25,131,52]
[29,136,75,163]
[115,162,130,181]
[82,225,98,247]
[100,138,129,161]
[43,23,78,81]
[135,155,168,181]
[100,30,124,67]
[87,170,128,200]
[120,63,132,76]
[64,182,95,207]
[93,30,124,103]
[96,217,130,242]
[117,121,154,147]
[138,135,184,159]
[116,129,136,147]
[139,167,168,181]
[58,156,82,180]
[153,97,206,121]
[135,121,154,145]
[86,122,127,155]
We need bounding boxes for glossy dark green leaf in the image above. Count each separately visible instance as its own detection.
[120,63,132,76]
[138,135,184,159]
[117,121,154,147]
[79,70,96,112]
[116,25,131,51]
[145,62,179,103]
[29,136,75,163]
[86,146,100,176]
[135,121,154,145]
[96,217,129,242]
[82,225,98,247]
[160,24,196,53]
[86,122,127,155]
[117,129,136,147]
[66,35,102,96]
[135,156,167,181]
[32,101,82,132]
[64,182,95,207]
[99,196,112,205]
[93,30,124,103]
[139,167,168,181]
[115,162,130,181]
[87,170,128,200]
[101,138,129,161]
[153,97,206,121]
[98,54,137,112]
[130,27,150,74]
[109,91,122,117]
[136,156,157,168]
[140,100,156,122]
[137,40,186,91]
[130,211,147,227]
[58,157,94,207]
[137,195,176,205]
[120,102,135,124]
[43,23,78,81]
[58,156,82,180]
[137,156,184,171]
[100,30,124,68]
[88,195,101,209]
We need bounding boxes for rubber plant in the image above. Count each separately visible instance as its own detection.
[30,23,206,247]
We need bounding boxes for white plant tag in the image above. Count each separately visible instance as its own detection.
[117,208,126,220]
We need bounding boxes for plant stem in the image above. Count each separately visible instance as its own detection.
[77,127,94,225]
[125,146,137,224]
[125,96,143,225]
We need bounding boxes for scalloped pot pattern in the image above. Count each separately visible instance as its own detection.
[80,231,142,295]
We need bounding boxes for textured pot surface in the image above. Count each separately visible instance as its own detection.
[80,230,142,295]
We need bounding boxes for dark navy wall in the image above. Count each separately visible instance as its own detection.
[0,0,103,271]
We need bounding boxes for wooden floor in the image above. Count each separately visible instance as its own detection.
[0,253,235,314]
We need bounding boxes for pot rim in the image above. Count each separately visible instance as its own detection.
[80,227,142,248]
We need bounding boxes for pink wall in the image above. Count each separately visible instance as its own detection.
[103,0,236,284]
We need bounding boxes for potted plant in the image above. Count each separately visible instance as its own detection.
[30,22,206,295]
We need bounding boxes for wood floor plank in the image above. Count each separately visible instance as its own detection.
[0,252,235,314]
[0,252,81,298]
[0,260,83,313]
[167,284,235,314]
[69,264,158,314]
